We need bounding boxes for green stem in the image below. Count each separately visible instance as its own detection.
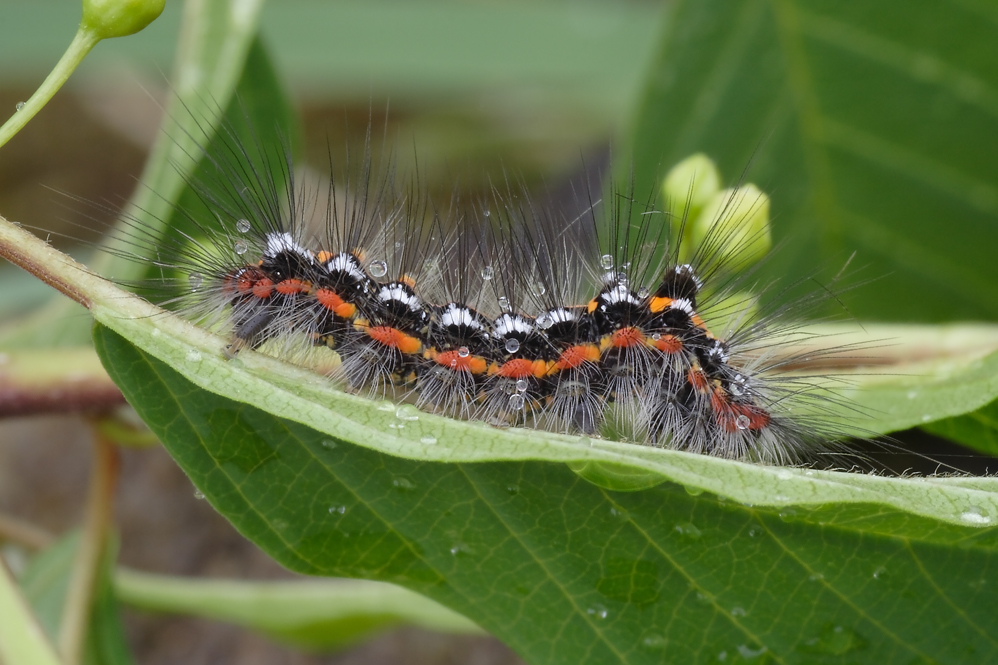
[0,28,100,150]
[0,560,63,665]
[57,429,119,665]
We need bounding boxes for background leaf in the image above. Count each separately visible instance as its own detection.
[115,569,481,651]
[19,532,135,665]
[625,0,998,323]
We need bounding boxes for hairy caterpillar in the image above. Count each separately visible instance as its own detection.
[90,110,860,467]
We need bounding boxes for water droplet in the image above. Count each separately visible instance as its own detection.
[729,383,743,396]
[735,414,750,430]
[508,394,525,410]
[778,507,798,522]
[600,254,614,269]
[736,644,767,660]
[530,282,546,297]
[651,332,661,341]
[480,265,494,281]
[377,401,396,412]
[776,469,793,480]
[369,260,388,278]
[320,439,337,450]
[457,346,470,358]
[15,101,25,111]
[449,543,471,556]
[272,519,289,531]
[233,239,248,255]
[872,565,888,580]
[236,218,251,233]
[497,296,511,311]
[808,572,824,581]
[419,435,437,445]
[637,286,650,298]
[504,338,520,354]
[506,484,520,495]
[193,489,205,500]
[329,505,346,514]
[392,477,415,491]
[536,313,553,329]
[684,485,704,497]
[395,405,420,421]
[773,494,790,503]
[642,633,668,649]
[609,507,629,522]
[747,527,760,538]
[799,623,867,655]
[921,413,933,422]
[188,272,203,290]
[960,506,992,525]
[578,436,592,447]
[731,607,747,617]
[586,603,608,619]
[515,379,528,392]
[185,349,202,362]
[674,522,702,538]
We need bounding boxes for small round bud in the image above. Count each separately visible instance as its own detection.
[81,0,166,41]
[662,153,721,225]
[692,185,772,270]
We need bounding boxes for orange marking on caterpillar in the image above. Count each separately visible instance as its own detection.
[587,299,599,314]
[691,313,714,338]
[687,368,709,393]
[276,279,310,296]
[711,388,771,432]
[430,350,488,374]
[649,296,672,314]
[367,326,422,354]
[653,334,682,354]
[491,358,550,379]
[609,326,644,348]
[552,344,600,372]
[251,278,274,299]
[315,250,334,263]
[316,288,357,319]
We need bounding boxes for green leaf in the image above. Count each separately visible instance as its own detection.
[923,398,998,458]
[625,0,998,323]
[115,569,481,651]
[19,532,136,665]
[0,559,61,665]
[89,320,998,664]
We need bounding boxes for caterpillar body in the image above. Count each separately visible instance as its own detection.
[101,117,853,466]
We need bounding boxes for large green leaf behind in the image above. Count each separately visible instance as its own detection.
[627,0,998,322]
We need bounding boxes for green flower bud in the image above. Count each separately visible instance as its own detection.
[81,0,165,41]
[662,153,721,226]
[691,185,772,271]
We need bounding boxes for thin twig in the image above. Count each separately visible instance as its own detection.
[0,514,55,551]
[57,425,119,665]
